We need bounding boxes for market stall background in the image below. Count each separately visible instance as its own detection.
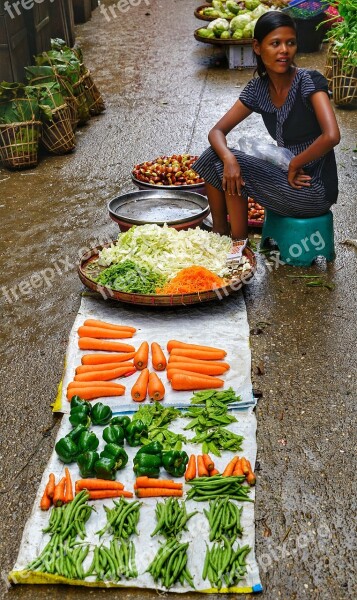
[0,0,356,599]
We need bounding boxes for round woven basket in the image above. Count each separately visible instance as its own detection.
[82,69,105,116]
[73,78,90,125]
[331,53,357,107]
[41,105,76,154]
[194,4,234,21]
[194,28,253,45]
[64,95,79,131]
[78,244,257,307]
[0,120,41,170]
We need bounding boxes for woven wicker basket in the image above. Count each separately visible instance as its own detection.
[41,105,76,154]
[82,70,105,116]
[331,54,357,106]
[73,78,90,125]
[64,95,79,131]
[324,44,334,92]
[0,120,41,169]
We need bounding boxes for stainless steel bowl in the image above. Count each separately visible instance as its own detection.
[108,190,210,231]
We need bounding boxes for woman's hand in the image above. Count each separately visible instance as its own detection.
[288,161,312,190]
[222,154,245,196]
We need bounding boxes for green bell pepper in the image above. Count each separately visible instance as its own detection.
[67,424,88,443]
[77,430,99,453]
[102,425,125,445]
[101,443,128,470]
[94,456,117,480]
[70,395,90,411]
[136,441,163,457]
[162,450,189,477]
[55,436,79,464]
[125,419,148,447]
[133,454,162,478]
[69,405,91,428]
[91,402,113,426]
[110,415,131,431]
[77,451,99,478]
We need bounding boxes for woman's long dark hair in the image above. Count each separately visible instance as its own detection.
[253,12,297,77]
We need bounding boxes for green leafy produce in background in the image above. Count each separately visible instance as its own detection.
[96,260,167,294]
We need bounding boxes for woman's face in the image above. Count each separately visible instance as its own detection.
[253,26,297,74]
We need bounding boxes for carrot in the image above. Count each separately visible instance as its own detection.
[76,479,124,491]
[151,342,167,371]
[134,341,149,370]
[86,490,133,500]
[53,477,66,507]
[64,467,74,503]
[40,487,51,511]
[170,348,226,361]
[66,386,125,401]
[232,458,244,477]
[210,468,220,476]
[135,488,183,498]
[167,340,227,356]
[78,326,134,339]
[45,473,56,499]
[240,457,250,476]
[171,373,224,390]
[185,454,197,481]
[131,368,149,402]
[148,372,165,401]
[68,380,125,388]
[74,365,135,382]
[83,319,136,333]
[75,362,134,374]
[222,457,239,477]
[78,338,135,352]
[168,355,230,370]
[246,471,256,486]
[135,477,182,490]
[167,362,228,376]
[197,455,209,477]
[202,454,214,472]
[81,352,136,365]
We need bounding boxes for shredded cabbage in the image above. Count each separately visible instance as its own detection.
[98,224,232,279]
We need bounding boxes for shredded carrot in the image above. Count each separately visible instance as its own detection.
[157,266,224,295]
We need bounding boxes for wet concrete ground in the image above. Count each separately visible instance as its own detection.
[0,1,356,599]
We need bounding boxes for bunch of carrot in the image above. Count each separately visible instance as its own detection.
[222,456,256,485]
[75,479,133,500]
[66,319,139,401]
[40,468,73,510]
[134,476,183,498]
[185,454,219,481]
[166,340,230,391]
[131,368,165,402]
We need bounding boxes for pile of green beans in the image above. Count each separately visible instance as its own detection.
[27,538,90,579]
[147,539,194,588]
[204,498,243,541]
[42,490,94,541]
[202,538,251,590]
[151,498,198,539]
[190,427,244,457]
[86,540,137,581]
[186,475,252,502]
[96,498,142,539]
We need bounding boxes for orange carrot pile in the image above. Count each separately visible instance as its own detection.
[75,478,133,499]
[75,361,134,374]
[184,455,219,481]
[74,365,135,382]
[83,319,136,333]
[157,266,224,294]
[78,326,134,339]
[66,381,125,401]
[78,338,135,353]
[81,352,136,365]
[134,477,183,498]
[40,470,74,510]
[221,456,256,485]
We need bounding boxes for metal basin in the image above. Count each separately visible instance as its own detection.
[108,190,210,231]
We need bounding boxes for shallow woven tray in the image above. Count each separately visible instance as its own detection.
[78,243,257,306]
[194,4,234,21]
[194,27,253,45]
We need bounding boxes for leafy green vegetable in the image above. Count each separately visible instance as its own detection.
[96,259,166,294]
[132,402,181,429]
[190,387,242,406]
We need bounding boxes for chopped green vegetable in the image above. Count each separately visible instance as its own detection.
[96,259,166,294]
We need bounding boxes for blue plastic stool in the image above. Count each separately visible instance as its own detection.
[261,209,336,266]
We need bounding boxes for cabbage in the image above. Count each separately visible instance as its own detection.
[251,4,270,18]
[207,17,230,37]
[212,0,224,9]
[226,0,241,15]
[232,29,244,39]
[244,0,260,9]
[220,30,231,39]
[230,14,252,32]
[202,8,221,17]
[98,224,232,278]
[242,23,255,38]
[197,27,216,38]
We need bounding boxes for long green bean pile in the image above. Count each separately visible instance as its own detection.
[86,540,138,581]
[147,539,194,588]
[202,538,251,590]
[96,498,142,539]
[186,475,252,502]
[204,498,243,541]
[151,498,198,539]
